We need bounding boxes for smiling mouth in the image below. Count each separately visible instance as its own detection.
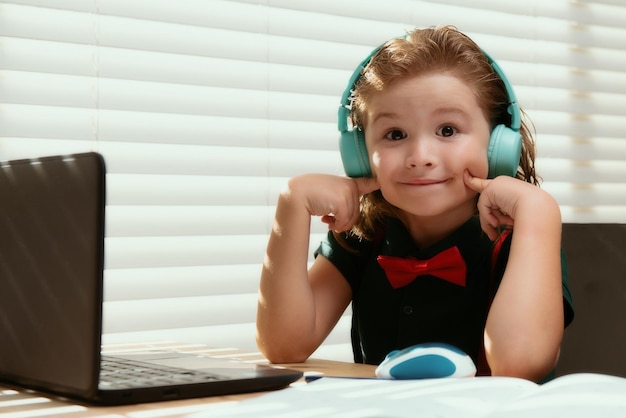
[400,179,447,186]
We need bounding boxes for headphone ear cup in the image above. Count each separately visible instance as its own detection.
[339,128,371,178]
[488,124,522,178]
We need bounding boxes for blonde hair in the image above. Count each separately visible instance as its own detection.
[347,25,538,241]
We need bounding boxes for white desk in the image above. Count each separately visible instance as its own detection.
[0,342,376,418]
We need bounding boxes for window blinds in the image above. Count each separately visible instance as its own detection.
[1,0,625,361]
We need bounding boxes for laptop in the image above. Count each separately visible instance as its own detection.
[0,152,303,405]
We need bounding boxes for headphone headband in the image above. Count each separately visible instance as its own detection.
[481,50,521,131]
[337,45,384,135]
[338,44,521,136]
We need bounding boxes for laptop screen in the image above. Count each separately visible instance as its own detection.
[0,152,105,397]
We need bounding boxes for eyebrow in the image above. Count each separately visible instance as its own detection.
[432,107,471,118]
[369,107,471,126]
[369,112,400,126]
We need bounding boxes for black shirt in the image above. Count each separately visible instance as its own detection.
[315,216,574,367]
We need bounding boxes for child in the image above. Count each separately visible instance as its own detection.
[256,25,574,382]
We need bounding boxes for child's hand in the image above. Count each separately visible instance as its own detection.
[463,170,531,240]
[464,171,563,381]
[286,174,380,232]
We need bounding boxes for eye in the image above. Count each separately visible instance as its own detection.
[437,125,457,137]
[384,129,407,141]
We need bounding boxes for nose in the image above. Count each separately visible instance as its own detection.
[405,137,435,169]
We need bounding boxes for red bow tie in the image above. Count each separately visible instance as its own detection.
[377,246,467,289]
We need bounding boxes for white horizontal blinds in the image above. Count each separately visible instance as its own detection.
[0,0,349,357]
[0,0,625,359]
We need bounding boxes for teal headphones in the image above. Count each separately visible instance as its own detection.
[338,42,522,179]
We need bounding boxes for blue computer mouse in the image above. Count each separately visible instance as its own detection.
[375,342,477,380]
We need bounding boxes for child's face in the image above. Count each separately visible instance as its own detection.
[364,73,491,219]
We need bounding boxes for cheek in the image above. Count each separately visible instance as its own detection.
[369,149,400,181]
[369,149,384,177]
[469,152,489,178]
[459,139,490,178]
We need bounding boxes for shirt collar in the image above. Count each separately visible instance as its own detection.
[380,216,485,259]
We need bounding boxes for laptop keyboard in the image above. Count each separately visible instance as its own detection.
[99,356,223,389]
